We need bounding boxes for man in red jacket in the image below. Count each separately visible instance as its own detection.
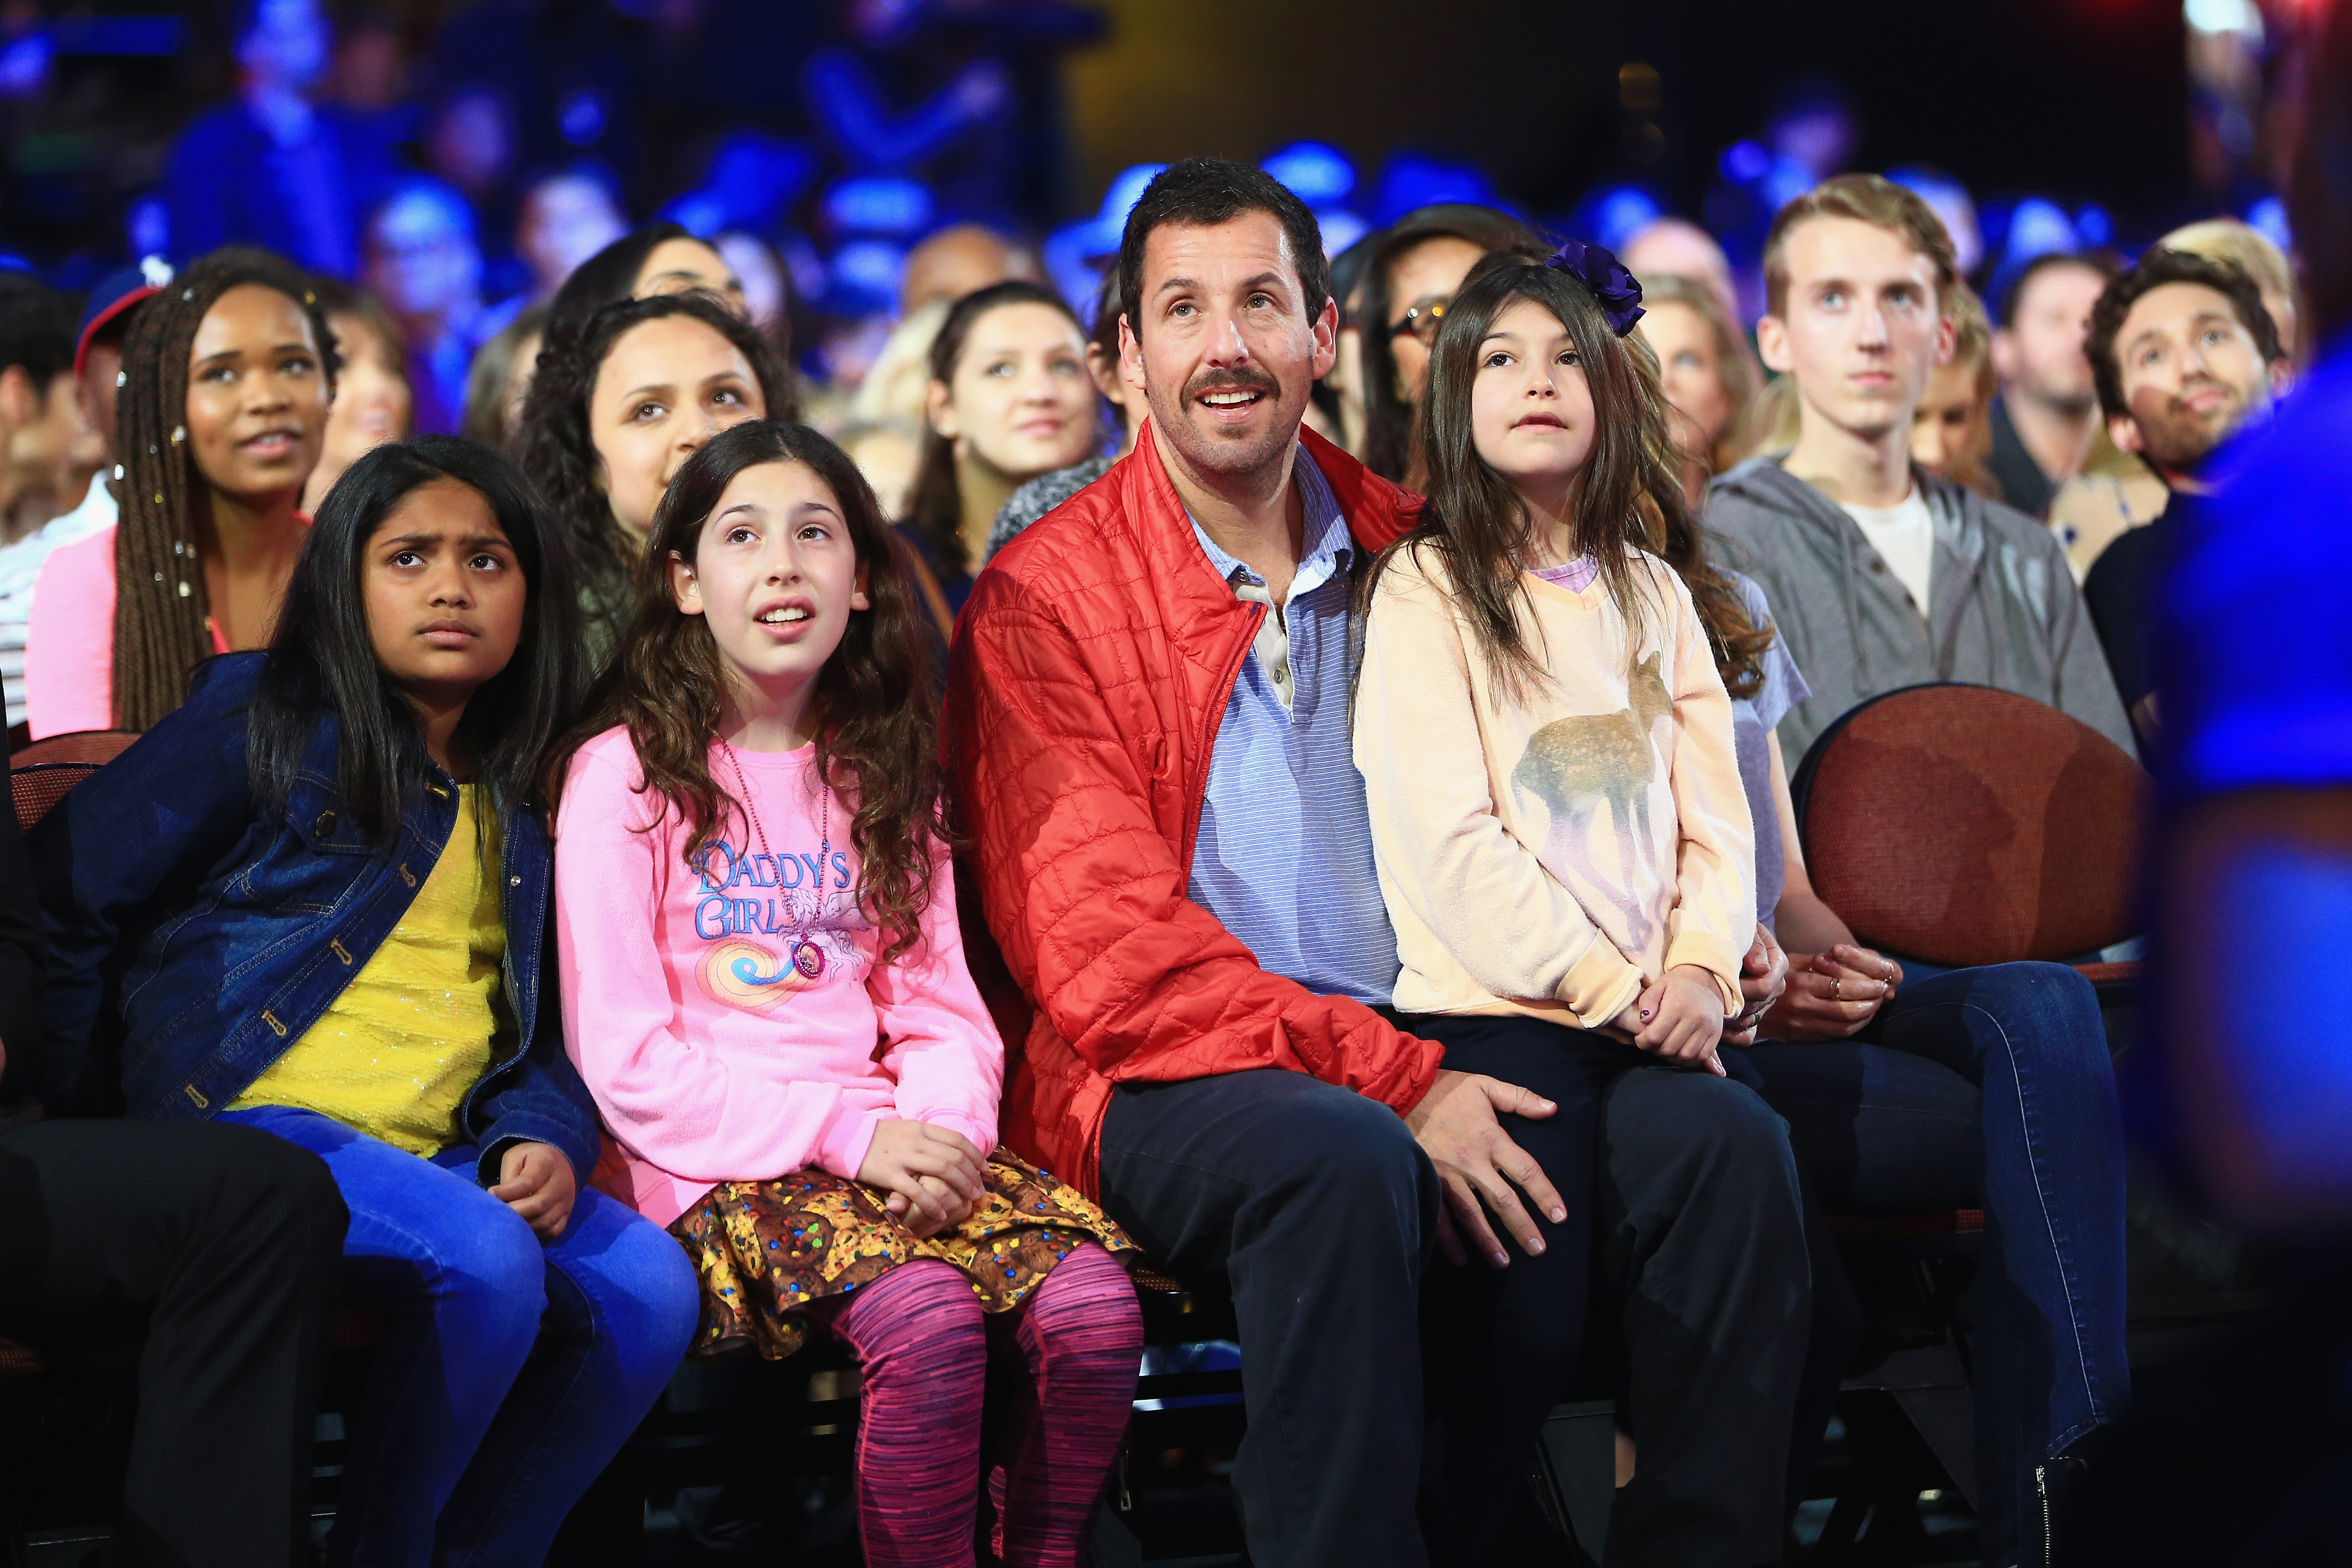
[947,158,1573,1568]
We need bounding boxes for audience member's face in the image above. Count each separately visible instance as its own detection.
[1910,355,1986,479]
[633,238,749,318]
[241,0,328,91]
[1469,296,1597,505]
[78,337,125,453]
[2108,281,2278,477]
[671,459,868,700]
[5,369,100,506]
[366,193,482,328]
[426,90,514,199]
[1637,301,1731,447]
[901,226,1024,317]
[591,315,766,539]
[518,177,627,300]
[363,478,525,704]
[929,302,1096,488]
[1621,221,1740,325]
[1996,262,2105,412]
[1384,235,1485,405]
[1758,216,1950,442]
[1122,212,1335,485]
[318,311,412,478]
[184,284,331,505]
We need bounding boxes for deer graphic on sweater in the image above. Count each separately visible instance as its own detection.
[1508,650,1674,950]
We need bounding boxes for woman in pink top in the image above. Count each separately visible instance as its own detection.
[550,420,1139,1568]
[25,247,333,737]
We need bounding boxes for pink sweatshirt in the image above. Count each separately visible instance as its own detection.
[554,726,1003,1228]
[25,525,230,738]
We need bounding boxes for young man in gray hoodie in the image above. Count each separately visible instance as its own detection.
[1710,174,2132,764]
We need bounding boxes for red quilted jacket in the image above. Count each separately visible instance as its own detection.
[942,420,1446,1199]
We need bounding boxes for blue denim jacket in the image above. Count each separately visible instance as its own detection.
[25,653,601,1186]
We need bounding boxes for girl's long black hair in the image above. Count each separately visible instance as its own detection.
[248,435,585,842]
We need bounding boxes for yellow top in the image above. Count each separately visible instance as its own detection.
[231,785,510,1156]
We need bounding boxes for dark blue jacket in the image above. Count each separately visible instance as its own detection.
[25,654,600,1187]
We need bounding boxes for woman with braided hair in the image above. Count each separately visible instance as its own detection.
[25,246,334,736]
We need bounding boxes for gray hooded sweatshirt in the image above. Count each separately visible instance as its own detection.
[1706,456,2134,764]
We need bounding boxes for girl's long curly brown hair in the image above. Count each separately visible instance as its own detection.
[549,420,944,961]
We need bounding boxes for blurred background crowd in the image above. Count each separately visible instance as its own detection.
[0,0,2312,590]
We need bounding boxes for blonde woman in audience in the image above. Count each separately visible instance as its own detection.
[302,281,413,513]
[26,247,332,736]
[1908,280,1997,496]
[898,280,1099,616]
[1634,272,1759,505]
[833,418,926,519]
[845,300,950,427]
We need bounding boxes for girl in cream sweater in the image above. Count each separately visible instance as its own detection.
[1352,248,1760,1561]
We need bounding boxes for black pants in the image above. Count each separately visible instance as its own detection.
[1099,1070,1440,1568]
[1399,1012,1628,1568]
[1596,1063,1814,1568]
[0,1117,348,1568]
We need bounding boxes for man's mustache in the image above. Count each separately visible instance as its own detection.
[1184,367,1282,401]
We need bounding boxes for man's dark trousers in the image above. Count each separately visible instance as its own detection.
[1099,1069,1439,1568]
[0,1117,348,1568]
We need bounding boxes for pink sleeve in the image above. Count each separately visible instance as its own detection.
[868,838,1005,1158]
[25,529,117,739]
[554,743,884,1187]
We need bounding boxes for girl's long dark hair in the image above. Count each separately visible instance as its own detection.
[903,279,1090,575]
[1359,205,1548,483]
[248,436,583,842]
[543,221,692,341]
[114,246,340,731]
[552,420,945,962]
[513,290,793,645]
[1387,261,1691,701]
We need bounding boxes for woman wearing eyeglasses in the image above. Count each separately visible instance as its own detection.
[1357,204,1549,485]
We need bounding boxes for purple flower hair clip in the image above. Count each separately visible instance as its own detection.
[1543,240,1646,336]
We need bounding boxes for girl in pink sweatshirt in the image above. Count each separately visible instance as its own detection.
[551,420,1139,1568]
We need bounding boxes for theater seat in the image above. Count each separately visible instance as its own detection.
[9,729,139,832]
[1787,686,2146,1541]
[1789,682,2149,981]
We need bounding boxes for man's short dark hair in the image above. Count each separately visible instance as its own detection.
[1996,250,2117,329]
[2085,247,2281,421]
[1118,157,1330,340]
[0,280,78,397]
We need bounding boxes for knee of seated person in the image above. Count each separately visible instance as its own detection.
[1265,1085,1428,1207]
[201,1122,350,1242]
[1668,1074,1800,1185]
[432,1197,551,1330]
[596,1208,702,1366]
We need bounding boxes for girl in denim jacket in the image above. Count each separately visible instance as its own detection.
[29,435,698,1567]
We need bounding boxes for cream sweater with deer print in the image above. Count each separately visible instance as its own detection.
[1355,543,1754,1029]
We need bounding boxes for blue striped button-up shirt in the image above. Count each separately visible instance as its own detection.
[1186,450,1399,1007]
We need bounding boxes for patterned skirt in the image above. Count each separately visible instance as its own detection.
[668,1149,1136,1358]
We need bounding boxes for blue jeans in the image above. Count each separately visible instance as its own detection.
[1725,962,2129,1567]
[222,1106,700,1568]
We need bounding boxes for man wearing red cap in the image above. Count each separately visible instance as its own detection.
[0,263,159,735]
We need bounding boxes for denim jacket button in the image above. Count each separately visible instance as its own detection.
[314,809,336,837]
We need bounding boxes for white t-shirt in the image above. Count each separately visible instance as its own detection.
[1839,487,1935,621]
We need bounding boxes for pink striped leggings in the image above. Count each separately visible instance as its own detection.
[818,1244,1142,1568]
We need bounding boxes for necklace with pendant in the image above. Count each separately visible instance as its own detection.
[722,739,832,981]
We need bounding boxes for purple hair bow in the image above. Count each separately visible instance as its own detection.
[1543,240,1645,336]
